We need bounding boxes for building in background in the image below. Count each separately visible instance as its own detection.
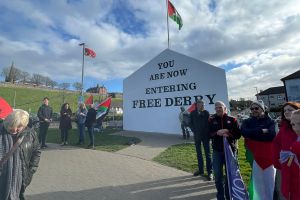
[281,69,300,102]
[86,84,108,99]
[256,86,286,109]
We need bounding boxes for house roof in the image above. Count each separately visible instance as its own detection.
[256,86,285,96]
[281,70,300,81]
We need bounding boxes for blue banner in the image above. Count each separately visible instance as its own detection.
[223,137,249,200]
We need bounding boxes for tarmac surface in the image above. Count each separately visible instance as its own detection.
[26,131,217,200]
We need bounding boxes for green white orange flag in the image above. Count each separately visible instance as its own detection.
[168,0,183,30]
[94,97,111,119]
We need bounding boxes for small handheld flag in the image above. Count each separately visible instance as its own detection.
[94,97,111,119]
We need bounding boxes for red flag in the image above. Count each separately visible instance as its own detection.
[187,103,196,113]
[85,95,93,106]
[84,47,96,58]
[0,97,13,119]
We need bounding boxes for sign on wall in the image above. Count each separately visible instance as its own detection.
[123,49,229,134]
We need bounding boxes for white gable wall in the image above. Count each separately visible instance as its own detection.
[123,49,228,134]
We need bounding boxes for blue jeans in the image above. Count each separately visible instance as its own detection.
[213,150,229,200]
[78,123,85,143]
[87,126,94,146]
[195,139,212,174]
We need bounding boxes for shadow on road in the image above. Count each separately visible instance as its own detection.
[27,175,216,200]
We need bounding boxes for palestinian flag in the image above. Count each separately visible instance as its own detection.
[84,47,96,58]
[94,97,111,119]
[168,0,183,30]
[85,94,93,108]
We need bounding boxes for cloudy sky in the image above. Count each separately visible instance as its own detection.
[0,0,299,100]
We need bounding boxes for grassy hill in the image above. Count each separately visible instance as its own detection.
[0,84,122,114]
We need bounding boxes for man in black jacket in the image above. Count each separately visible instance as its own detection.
[190,99,212,180]
[209,101,241,200]
[37,97,52,149]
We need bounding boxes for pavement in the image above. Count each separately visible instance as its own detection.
[26,131,217,200]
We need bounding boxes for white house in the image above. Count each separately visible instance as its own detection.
[123,49,229,134]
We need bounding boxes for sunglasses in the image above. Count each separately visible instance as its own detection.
[250,107,260,111]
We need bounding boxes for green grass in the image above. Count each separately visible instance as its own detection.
[0,85,122,113]
[153,139,251,187]
[46,128,141,152]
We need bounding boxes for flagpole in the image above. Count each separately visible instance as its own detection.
[166,0,170,49]
[79,43,85,97]
[223,137,233,199]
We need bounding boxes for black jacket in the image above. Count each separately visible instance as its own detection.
[209,114,241,152]
[20,127,41,188]
[190,110,210,142]
[85,108,97,128]
[37,104,53,123]
[241,115,275,142]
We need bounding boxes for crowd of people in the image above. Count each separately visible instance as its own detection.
[0,97,100,199]
[180,99,300,200]
[0,96,300,199]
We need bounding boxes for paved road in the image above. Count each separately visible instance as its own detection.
[26,131,217,200]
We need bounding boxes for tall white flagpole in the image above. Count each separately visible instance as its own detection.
[166,0,170,49]
[79,43,85,97]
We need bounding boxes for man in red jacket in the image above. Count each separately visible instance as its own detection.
[209,101,241,200]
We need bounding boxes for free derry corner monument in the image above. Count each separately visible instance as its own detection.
[123,49,228,135]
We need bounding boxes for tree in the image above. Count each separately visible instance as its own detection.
[31,74,44,86]
[1,67,10,80]
[48,80,58,89]
[73,82,82,91]
[44,76,53,87]
[19,71,30,84]
[59,82,70,90]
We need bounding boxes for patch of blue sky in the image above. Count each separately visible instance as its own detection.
[0,8,36,39]
[208,0,217,13]
[220,61,244,72]
[49,26,79,41]
[104,1,146,36]
[66,0,82,4]
[83,77,123,93]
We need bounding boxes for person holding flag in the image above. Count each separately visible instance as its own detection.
[241,100,276,200]
[209,101,241,200]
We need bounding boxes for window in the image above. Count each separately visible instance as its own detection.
[277,95,283,100]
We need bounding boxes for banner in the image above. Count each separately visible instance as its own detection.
[223,137,249,200]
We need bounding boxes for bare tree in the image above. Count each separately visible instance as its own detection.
[19,71,30,84]
[59,82,70,90]
[1,67,10,80]
[73,82,82,91]
[48,80,58,89]
[44,76,53,87]
[31,73,44,86]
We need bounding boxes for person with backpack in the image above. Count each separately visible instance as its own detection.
[190,99,213,180]
[179,106,190,139]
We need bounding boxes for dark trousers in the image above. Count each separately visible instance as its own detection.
[39,122,50,146]
[19,185,25,200]
[87,126,94,146]
[181,124,190,138]
[213,150,230,200]
[195,139,212,174]
[61,129,69,143]
[77,123,85,143]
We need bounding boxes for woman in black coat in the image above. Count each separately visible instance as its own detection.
[59,103,72,145]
